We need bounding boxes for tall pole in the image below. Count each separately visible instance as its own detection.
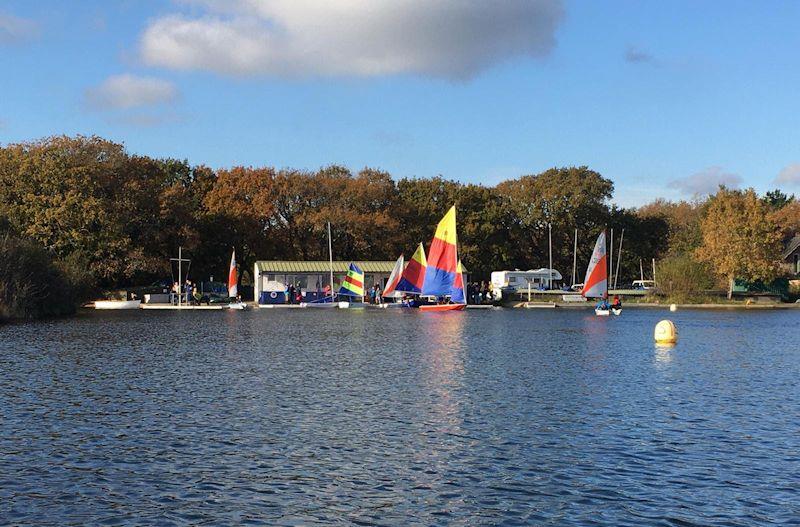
[614,229,624,290]
[178,246,182,307]
[572,228,577,287]
[640,258,644,282]
[548,222,553,289]
[609,228,614,293]
[327,222,334,301]
[652,258,657,288]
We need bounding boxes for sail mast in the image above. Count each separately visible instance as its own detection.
[572,228,577,287]
[327,222,334,301]
[614,229,624,290]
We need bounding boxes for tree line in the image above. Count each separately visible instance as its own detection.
[1,135,797,317]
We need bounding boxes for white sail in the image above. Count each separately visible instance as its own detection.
[382,255,404,297]
[228,249,238,298]
[581,231,608,299]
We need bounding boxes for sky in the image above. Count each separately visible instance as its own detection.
[1,0,800,207]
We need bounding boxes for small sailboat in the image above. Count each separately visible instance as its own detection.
[380,243,428,307]
[227,249,249,310]
[581,231,620,316]
[336,262,366,308]
[419,206,466,312]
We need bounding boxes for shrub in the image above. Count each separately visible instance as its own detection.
[0,234,91,320]
[657,253,717,302]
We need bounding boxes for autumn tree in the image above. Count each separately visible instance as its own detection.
[695,188,783,298]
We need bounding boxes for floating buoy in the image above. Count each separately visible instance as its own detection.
[654,320,677,345]
[669,303,677,312]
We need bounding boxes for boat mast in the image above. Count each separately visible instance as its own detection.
[571,228,577,287]
[614,229,624,290]
[548,222,553,290]
[640,258,644,282]
[609,228,613,297]
[327,222,334,301]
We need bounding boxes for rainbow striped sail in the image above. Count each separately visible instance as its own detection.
[338,262,365,297]
[395,243,427,294]
[422,206,460,298]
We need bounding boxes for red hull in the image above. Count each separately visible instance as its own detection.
[419,304,466,312]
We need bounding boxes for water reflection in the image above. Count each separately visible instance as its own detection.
[1,309,799,526]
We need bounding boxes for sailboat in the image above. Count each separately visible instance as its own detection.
[302,222,350,308]
[227,249,249,310]
[581,231,620,316]
[419,206,466,312]
[336,262,366,308]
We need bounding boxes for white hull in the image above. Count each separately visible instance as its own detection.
[595,307,622,316]
[227,302,249,310]
[300,301,350,309]
[94,300,141,310]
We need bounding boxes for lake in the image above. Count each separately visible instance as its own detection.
[1,308,798,526]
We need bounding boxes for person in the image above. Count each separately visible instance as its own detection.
[374,285,382,305]
[611,295,622,309]
[185,279,193,305]
[597,298,610,311]
[368,285,376,304]
[193,287,203,305]
[288,283,296,305]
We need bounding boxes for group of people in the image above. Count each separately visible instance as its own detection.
[466,281,494,305]
[596,295,623,311]
[172,279,207,305]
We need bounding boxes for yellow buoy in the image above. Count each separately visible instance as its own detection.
[654,319,677,345]
[669,303,677,312]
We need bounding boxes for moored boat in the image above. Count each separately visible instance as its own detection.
[94,299,141,310]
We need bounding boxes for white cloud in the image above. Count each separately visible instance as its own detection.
[668,166,742,196]
[140,0,564,79]
[85,74,179,110]
[775,163,800,187]
[0,11,38,43]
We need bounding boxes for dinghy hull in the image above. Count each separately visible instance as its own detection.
[419,304,466,312]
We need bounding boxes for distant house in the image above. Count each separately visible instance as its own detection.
[783,235,800,276]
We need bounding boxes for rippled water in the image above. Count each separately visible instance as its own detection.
[1,308,799,525]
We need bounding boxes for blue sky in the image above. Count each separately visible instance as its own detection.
[2,0,800,206]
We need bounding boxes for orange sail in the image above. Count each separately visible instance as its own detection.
[581,231,608,299]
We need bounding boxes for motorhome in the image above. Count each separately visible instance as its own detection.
[490,269,563,299]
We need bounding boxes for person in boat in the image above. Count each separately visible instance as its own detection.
[611,295,622,310]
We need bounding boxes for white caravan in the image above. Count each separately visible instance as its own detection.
[490,269,563,299]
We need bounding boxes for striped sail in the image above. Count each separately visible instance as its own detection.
[395,243,427,294]
[338,262,365,297]
[581,231,608,299]
[382,255,404,297]
[422,206,459,297]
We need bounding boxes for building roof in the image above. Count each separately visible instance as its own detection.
[256,260,469,273]
[256,260,400,273]
[783,235,800,260]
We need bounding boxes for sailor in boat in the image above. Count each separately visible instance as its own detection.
[611,295,622,310]
[597,298,610,311]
